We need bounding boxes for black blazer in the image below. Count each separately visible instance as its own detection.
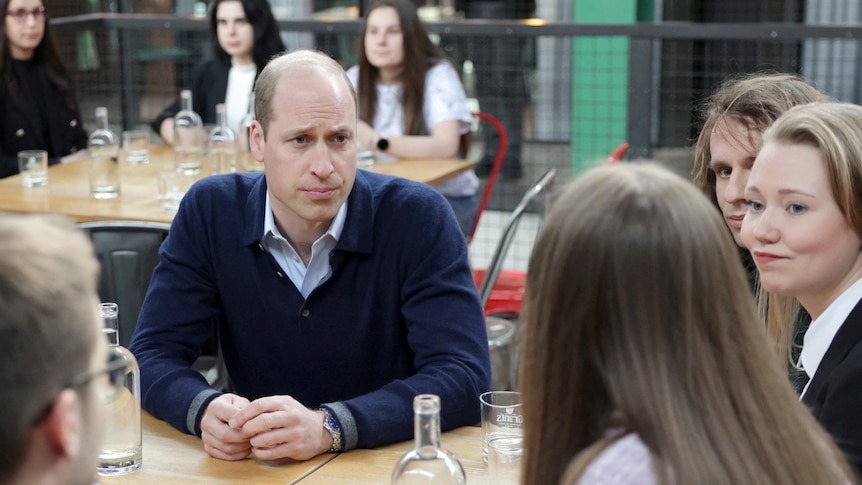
[0,67,88,178]
[802,297,862,477]
[151,59,261,139]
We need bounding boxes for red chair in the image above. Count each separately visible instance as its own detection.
[472,169,557,317]
[467,111,508,244]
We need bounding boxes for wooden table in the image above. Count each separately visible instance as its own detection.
[99,413,336,484]
[301,426,491,484]
[0,146,475,224]
[100,413,489,484]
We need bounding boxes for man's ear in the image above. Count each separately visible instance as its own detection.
[40,389,83,460]
[250,120,266,163]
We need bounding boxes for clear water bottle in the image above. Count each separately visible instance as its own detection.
[209,103,237,174]
[173,89,204,174]
[238,92,261,172]
[97,302,142,476]
[87,107,120,199]
[391,394,466,484]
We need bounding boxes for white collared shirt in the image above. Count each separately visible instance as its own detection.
[261,191,348,298]
[799,276,862,397]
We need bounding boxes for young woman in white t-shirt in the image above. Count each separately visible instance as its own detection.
[347,0,477,236]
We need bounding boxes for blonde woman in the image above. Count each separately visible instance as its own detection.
[743,102,862,476]
[520,163,852,484]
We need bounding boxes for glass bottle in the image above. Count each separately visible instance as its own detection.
[391,394,466,484]
[238,92,262,172]
[97,303,142,476]
[173,89,204,174]
[87,107,120,199]
[208,103,237,175]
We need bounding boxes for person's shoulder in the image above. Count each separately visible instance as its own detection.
[345,65,359,87]
[576,434,659,485]
[187,172,261,204]
[427,59,458,77]
[192,58,227,78]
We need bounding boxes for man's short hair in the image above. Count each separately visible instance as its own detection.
[0,214,100,480]
[254,49,357,137]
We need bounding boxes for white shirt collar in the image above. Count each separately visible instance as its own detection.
[261,190,348,298]
[800,276,862,394]
[262,190,348,250]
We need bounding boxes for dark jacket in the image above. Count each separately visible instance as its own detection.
[151,58,261,138]
[0,60,88,177]
[802,297,862,477]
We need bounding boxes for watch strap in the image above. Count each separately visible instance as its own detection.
[320,408,343,453]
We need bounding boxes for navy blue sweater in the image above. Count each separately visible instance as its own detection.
[129,170,491,450]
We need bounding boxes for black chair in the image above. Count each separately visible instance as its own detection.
[77,220,229,391]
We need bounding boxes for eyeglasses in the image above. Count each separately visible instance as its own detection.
[31,355,128,426]
[5,6,45,23]
[69,355,128,401]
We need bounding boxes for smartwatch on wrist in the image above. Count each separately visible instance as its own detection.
[376,137,389,151]
[320,408,342,453]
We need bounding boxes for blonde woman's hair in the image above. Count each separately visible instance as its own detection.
[758,101,862,368]
[519,163,852,485]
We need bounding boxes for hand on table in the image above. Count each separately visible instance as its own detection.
[201,393,253,461]
[229,395,332,461]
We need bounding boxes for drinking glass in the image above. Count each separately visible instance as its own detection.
[487,434,523,483]
[158,170,196,212]
[17,149,47,187]
[479,391,523,462]
[122,130,150,164]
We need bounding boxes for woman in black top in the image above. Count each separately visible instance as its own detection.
[152,0,284,144]
[0,0,88,177]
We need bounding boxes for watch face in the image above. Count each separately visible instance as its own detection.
[377,137,389,151]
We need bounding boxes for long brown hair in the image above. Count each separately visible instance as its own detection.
[356,0,447,135]
[0,0,73,107]
[520,163,852,485]
[691,72,829,207]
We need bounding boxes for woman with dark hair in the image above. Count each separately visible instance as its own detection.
[0,0,88,177]
[153,0,284,144]
[347,0,477,236]
[520,163,853,484]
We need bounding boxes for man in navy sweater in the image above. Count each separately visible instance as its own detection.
[129,50,491,461]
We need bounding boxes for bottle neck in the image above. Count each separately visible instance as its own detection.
[181,92,193,112]
[413,400,442,453]
[245,93,255,118]
[100,303,120,346]
[216,108,228,129]
[96,112,109,131]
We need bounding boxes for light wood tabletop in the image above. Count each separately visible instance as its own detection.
[0,146,475,224]
[98,413,490,484]
[300,426,492,484]
[98,413,336,485]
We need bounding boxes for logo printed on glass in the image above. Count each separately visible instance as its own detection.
[495,407,522,425]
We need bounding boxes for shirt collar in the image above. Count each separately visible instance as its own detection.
[801,276,862,382]
[263,190,348,246]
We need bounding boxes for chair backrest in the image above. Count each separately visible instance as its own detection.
[77,221,170,347]
[467,111,508,244]
[478,169,557,308]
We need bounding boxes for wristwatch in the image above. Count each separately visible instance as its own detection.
[376,137,389,151]
[320,408,342,453]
